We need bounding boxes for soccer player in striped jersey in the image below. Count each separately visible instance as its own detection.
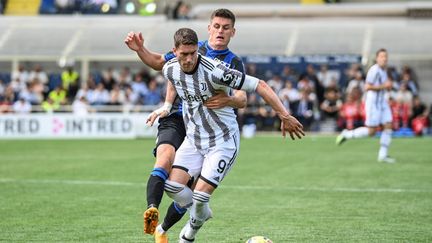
[147,28,304,243]
[336,48,395,163]
[125,9,248,241]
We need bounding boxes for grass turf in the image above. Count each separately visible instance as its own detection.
[0,136,431,242]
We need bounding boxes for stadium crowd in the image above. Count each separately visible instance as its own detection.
[0,62,430,135]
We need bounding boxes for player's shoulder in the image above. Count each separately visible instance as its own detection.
[163,57,179,69]
[200,55,218,71]
[368,64,379,73]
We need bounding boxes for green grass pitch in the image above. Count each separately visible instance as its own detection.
[1,136,431,242]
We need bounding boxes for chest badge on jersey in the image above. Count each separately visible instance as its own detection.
[200,82,208,91]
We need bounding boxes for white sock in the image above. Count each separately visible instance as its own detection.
[378,129,392,159]
[344,127,369,139]
[156,224,165,234]
[164,180,193,208]
[185,191,212,239]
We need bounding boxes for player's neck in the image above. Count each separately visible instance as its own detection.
[207,41,228,51]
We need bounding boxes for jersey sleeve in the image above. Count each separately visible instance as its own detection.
[211,63,259,92]
[164,52,176,62]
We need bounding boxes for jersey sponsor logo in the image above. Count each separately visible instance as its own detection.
[212,176,220,182]
[181,91,209,103]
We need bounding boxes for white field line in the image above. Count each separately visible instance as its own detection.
[0,178,430,193]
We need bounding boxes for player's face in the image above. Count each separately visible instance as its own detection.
[173,44,199,73]
[376,51,388,68]
[208,17,236,50]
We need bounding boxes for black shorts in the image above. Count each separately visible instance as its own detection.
[152,114,186,157]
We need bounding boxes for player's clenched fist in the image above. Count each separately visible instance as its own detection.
[279,114,305,140]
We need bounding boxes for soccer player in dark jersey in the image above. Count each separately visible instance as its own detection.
[125,8,247,242]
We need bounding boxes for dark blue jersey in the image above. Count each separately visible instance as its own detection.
[163,40,245,116]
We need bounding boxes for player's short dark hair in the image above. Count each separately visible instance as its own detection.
[174,28,198,48]
[210,8,236,27]
[376,48,387,57]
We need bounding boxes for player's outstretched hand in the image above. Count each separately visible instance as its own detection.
[280,114,305,140]
[146,103,172,126]
[204,91,231,109]
[124,31,144,52]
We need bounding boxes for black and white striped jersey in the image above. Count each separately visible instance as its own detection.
[162,54,259,150]
[365,64,388,108]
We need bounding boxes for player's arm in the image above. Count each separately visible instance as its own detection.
[365,81,392,91]
[204,90,247,109]
[146,81,177,126]
[124,32,166,71]
[364,68,392,91]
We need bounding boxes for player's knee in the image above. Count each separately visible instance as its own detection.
[164,180,192,208]
[150,167,169,181]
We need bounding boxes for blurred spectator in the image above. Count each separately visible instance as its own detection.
[102,67,117,91]
[280,65,297,84]
[173,1,190,20]
[143,79,162,105]
[400,72,418,96]
[291,89,314,131]
[267,75,284,94]
[10,77,26,94]
[338,87,364,131]
[118,66,132,88]
[76,80,94,102]
[317,64,340,89]
[320,88,342,120]
[41,97,58,113]
[131,73,148,104]
[297,75,314,91]
[12,65,29,84]
[279,81,300,102]
[394,83,413,105]
[302,64,324,104]
[19,81,43,105]
[109,83,126,105]
[29,64,48,86]
[72,95,92,116]
[255,94,277,131]
[0,90,14,113]
[88,83,110,106]
[238,93,261,128]
[345,71,364,95]
[390,97,410,130]
[410,96,429,136]
[61,66,79,101]
[12,98,32,114]
[48,85,67,107]
[0,79,5,98]
[278,81,300,112]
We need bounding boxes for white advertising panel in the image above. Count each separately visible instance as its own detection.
[0,113,158,139]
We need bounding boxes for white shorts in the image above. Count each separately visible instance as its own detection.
[365,102,392,127]
[172,132,240,188]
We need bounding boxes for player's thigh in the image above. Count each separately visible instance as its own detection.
[199,132,240,190]
[170,138,203,183]
[365,104,380,127]
[381,104,393,125]
[153,115,186,157]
